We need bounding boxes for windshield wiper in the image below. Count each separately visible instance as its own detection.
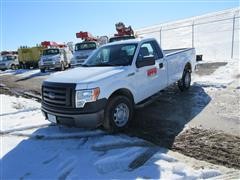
[86,63,115,67]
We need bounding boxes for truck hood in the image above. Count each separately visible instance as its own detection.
[45,66,125,84]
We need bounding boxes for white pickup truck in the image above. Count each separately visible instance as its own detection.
[41,38,196,131]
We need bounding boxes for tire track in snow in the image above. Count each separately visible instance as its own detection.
[0,123,50,135]
[42,154,59,165]
[58,158,76,180]
[91,140,154,151]
[128,147,160,170]
[6,131,108,140]
[0,107,41,116]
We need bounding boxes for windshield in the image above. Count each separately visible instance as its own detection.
[43,49,60,56]
[1,56,16,61]
[109,36,135,43]
[75,42,97,51]
[84,43,137,67]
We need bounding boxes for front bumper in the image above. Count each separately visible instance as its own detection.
[41,98,107,128]
[39,63,61,69]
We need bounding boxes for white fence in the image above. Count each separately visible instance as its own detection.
[136,8,240,61]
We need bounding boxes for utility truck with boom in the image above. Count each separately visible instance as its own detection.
[71,32,108,67]
[41,38,196,131]
[109,22,136,43]
[39,41,72,73]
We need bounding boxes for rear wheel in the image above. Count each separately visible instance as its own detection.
[40,68,45,73]
[103,95,133,132]
[178,68,191,91]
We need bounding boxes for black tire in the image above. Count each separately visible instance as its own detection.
[60,62,65,71]
[11,64,16,70]
[103,95,133,132]
[40,68,45,73]
[178,68,191,91]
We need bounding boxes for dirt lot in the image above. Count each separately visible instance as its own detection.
[1,62,240,169]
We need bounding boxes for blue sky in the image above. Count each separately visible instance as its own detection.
[1,0,239,50]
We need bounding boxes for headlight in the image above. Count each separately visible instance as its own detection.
[75,88,100,108]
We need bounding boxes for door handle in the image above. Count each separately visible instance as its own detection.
[159,63,163,69]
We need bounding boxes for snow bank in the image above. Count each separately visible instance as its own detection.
[0,94,48,132]
[1,95,225,179]
[193,60,239,88]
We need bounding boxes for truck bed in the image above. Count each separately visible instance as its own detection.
[163,48,194,57]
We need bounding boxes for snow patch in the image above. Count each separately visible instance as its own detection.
[193,60,239,88]
[1,94,228,179]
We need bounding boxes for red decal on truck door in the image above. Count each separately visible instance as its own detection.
[147,67,157,77]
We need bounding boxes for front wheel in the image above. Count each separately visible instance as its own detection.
[178,69,191,91]
[40,68,46,73]
[103,95,133,132]
[11,64,16,70]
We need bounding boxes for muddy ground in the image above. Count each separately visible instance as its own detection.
[1,62,240,169]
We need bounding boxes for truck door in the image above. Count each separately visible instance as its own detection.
[151,40,168,90]
[134,41,167,101]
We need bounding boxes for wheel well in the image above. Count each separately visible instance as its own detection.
[185,62,192,72]
[109,89,134,104]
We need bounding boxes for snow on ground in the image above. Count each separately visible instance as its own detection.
[0,69,56,79]
[193,60,239,88]
[1,94,224,179]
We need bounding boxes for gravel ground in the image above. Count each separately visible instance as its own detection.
[173,128,240,169]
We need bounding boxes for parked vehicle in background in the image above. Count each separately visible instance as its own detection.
[109,22,136,43]
[71,31,108,67]
[18,46,44,69]
[71,41,98,67]
[41,38,196,131]
[0,52,19,70]
[38,41,73,73]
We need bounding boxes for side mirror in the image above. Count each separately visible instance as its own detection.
[136,55,155,68]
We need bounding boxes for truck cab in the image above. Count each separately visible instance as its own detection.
[41,38,196,131]
[70,41,98,67]
[0,54,19,70]
[38,41,72,73]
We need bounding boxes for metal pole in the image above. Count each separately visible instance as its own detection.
[160,27,162,46]
[231,14,236,59]
[192,21,194,48]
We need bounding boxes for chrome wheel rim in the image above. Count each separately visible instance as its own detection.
[113,103,129,127]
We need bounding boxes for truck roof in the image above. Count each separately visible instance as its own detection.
[105,37,156,46]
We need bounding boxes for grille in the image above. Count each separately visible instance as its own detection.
[42,82,75,107]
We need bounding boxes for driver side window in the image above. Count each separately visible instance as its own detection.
[137,42,157,61]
